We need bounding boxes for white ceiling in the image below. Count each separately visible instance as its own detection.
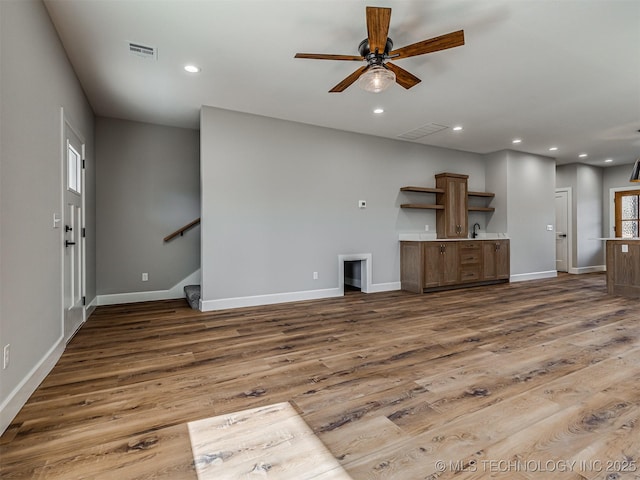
[43,0,640,167]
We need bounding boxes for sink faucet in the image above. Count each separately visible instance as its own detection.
[472,223,480,238]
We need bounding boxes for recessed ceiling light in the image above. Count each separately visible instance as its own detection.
[579,153,588,158]
[452,126,463,131]
[549,147,558,151]
[512,139,522,144]
[373,108,384,114]
[184,65,200,73]
[604,158,613,163]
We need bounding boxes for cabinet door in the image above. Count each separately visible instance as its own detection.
[495,240,510,279]
[482,242,498,280]
[423,243,442,288]
[454,179,468,238]
[436,175,468,238]
[441,242,459,285]
[482,240,510,281]
[400,242,424,293]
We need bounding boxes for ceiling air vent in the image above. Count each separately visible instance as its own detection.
[398,123,448,140]
[128,42,157,59]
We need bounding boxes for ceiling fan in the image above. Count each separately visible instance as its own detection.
[294,6,464,93]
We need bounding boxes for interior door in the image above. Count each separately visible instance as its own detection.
[63,123,85,342]
[555,190,569,272]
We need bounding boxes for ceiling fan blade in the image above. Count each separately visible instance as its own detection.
[329,65,369,93]
[295,53,364,61]
[385,62,421,89]
[390,30,465,60]
[366,6,392,54]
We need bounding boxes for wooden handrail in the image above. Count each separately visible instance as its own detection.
[164,218,200,242]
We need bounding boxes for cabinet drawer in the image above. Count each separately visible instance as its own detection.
[459,252,481,264]
[460,267,481,282]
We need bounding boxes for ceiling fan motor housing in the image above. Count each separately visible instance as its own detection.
[359,38,394,66]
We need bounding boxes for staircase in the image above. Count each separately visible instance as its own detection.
[184,285,201,309]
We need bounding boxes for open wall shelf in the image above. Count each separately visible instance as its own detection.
[400,204,444,210]
[399,174,496,237]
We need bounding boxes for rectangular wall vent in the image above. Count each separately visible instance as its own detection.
[129,42,157,59]
[398,123,448,140]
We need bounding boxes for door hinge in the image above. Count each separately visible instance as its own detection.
[82,159,85,169]
[82,227,86,238]
[82,296,86,306]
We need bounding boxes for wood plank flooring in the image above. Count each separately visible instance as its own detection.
[1,273,640,479]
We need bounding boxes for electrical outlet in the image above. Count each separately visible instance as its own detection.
[425,225,429,231]
[142,273,149,281]
[3,344,10,369]
[313,272,318,280]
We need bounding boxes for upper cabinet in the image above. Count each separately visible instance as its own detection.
[400,172,496,239]
[436,173,468,238]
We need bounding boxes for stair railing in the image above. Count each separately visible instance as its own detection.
[164,218,200,242]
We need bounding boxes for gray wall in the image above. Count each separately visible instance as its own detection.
[0,0,95,430]
[201,107,488,304]
[504,151,557,275]
[96,117,200,295]
[484,150,557,277]
[576,165,604,267]
[200,107,558,306]
[484,151,509,235]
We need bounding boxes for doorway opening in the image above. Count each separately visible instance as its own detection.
[344,260,362,293]
[338,253,372,295]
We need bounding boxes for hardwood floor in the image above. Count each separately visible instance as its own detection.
[1,273,639,479]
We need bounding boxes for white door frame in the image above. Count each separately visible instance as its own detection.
[555,187,572,272]
[60,108,87,342]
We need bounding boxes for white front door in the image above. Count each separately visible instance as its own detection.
[555,190,569,272]
[63,121,85,342]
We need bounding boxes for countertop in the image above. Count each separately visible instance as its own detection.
[592,238,640,241]
[399,233,509,241]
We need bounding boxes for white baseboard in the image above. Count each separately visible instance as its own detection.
[0,337,65,435]
[200,281,401,311]
[200,287,343,311]
[568,265,606,274]
[97,269,201,306]
[510,270,558,282]
[368,281,401,293]
[85,296,98,319]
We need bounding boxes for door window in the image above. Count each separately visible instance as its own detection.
[67,142,81,194]
[615,190,640,237]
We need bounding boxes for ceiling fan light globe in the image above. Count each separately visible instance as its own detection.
[358,66,395,93]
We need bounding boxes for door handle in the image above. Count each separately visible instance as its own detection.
[559,234,567,238]
[65,240,76,247]
[65,225,73,232]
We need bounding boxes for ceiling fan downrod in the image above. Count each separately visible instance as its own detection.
[358,37,393,66]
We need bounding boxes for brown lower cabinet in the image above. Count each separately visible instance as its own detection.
[606,239,640,298]
[400,239,510,293]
